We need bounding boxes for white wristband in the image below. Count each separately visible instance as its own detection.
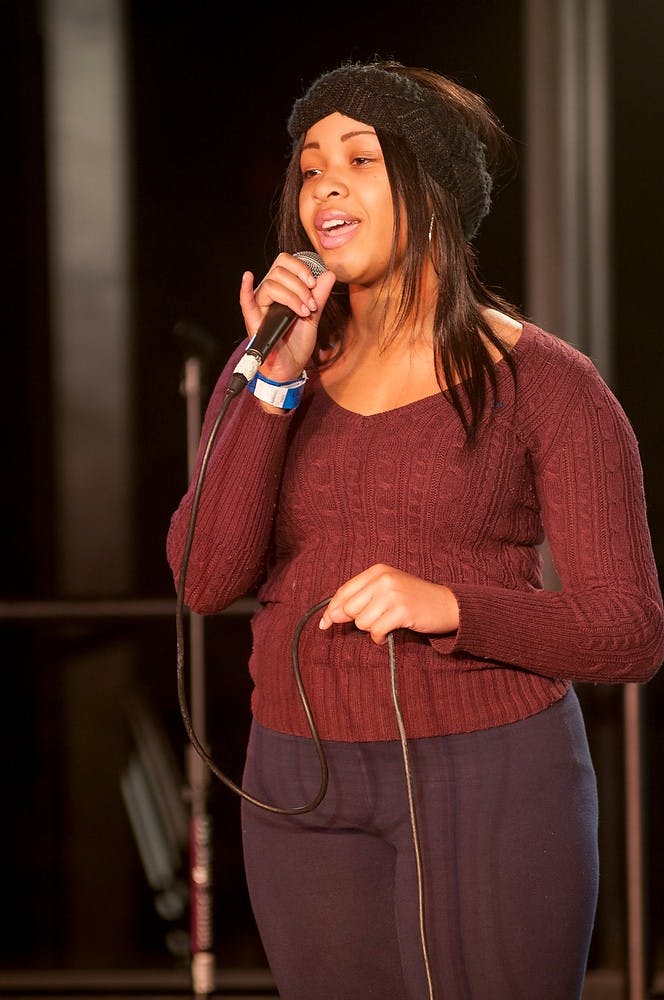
[246,370,308,410]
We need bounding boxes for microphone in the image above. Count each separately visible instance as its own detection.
[226,250,327,399]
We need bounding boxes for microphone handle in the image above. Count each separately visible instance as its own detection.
[227,305,297,398]
[248,303,297,364]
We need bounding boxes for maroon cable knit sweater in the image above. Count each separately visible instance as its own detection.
[167,322,664,740]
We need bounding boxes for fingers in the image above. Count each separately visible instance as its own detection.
[319,565,405,645]
[239,267,311,345]
[321,597,404,647]
[239,255,337,383]
[318,565,460,646]
[319,565,384,627]
[240,252,329,335]
[255,257,319,322]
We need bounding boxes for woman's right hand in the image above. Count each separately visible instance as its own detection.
[239,252,337,383]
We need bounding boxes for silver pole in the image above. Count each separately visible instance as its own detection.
[624,683,646,1000]
[182,356,215,996]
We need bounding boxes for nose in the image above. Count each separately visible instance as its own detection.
[312,172,348,201]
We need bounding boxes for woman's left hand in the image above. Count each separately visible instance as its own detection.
[319,564,460,645]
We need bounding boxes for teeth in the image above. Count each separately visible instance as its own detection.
[321,219,346,230]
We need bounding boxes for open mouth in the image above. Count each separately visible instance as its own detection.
[316,215,360,247]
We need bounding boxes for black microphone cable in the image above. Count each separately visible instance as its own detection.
[175,377,435,996]
[175,388,329,815]
[388,632,435,1000]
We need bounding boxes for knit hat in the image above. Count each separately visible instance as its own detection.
[287,62,493,241]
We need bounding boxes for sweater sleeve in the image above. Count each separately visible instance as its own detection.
[166,342,297,613]
[432,366,664,684]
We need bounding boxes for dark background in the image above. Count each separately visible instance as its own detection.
[2,0,662,987]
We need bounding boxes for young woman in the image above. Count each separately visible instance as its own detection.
[167,60,663,999]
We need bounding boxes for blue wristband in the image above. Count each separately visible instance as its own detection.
[246,370,308,410]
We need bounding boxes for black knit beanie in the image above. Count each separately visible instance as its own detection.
[287,62,492,241]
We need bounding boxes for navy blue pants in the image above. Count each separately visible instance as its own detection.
[241,689,599,1000]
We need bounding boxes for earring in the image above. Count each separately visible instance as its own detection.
[428,213,441,277]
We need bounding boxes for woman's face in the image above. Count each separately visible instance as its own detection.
[298,112,399,287]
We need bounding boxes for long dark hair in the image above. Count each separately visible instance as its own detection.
[277,61,522,445]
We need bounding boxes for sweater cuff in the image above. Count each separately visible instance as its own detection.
[428,582,556,666]
[428,584,490,658]
[429,631,459,655]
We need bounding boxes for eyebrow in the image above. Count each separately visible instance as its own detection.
[302,129,378,151]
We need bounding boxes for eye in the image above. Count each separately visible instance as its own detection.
[301,167,321,181]
[352,156,374,166]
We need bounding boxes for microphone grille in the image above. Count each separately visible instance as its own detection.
[294,250,327,277]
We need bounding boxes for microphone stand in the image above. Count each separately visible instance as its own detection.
[175,322,218,996]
